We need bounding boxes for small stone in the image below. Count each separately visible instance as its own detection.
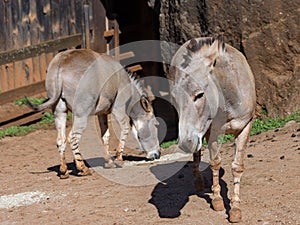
[247,154,254,158]
[280,155,285,160]
[284,120,296,127]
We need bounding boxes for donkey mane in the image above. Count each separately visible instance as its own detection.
[127,72,148,98]
[181,35,226,69]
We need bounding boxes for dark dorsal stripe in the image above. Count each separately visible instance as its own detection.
[181,35,226,69]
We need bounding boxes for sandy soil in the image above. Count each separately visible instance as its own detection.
[0,118,299,225]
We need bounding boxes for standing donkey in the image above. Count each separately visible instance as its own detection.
[27,49,160,178]
[169,35,256,222]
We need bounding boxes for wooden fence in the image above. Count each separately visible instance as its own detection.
[0,0,106,95]
[0,0,108,128]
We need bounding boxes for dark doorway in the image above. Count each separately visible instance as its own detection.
[101,0,178,142]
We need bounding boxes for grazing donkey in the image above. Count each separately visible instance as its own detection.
[28,49,160,178]
[169,35,256,223]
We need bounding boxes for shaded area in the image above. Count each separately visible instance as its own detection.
[149,162,230,219]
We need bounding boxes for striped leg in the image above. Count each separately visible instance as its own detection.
[193,151,206,192]
[69,116,92,176]
[229,120,252,223]
[54,99,69,179]
[97,114,115,168]
[207,128,225,211]
[115,117,130,161]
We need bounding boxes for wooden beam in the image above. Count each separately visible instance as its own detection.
[0,111,43,129]
[114,20,120,61]
[127,64,143,73]
[0,34,82,66]
[119,51,135,61]
[83,4,90,49]
[0,81,45,105]
[103,29,121,38]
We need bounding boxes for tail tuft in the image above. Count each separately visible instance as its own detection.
[25,96,47,111]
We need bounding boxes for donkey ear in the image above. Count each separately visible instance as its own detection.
[140,95,151,112]
[204,35,225,68]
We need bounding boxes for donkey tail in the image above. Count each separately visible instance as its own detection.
[26,51,65,112]
[25,96,58,112]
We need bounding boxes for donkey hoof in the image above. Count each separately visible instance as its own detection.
[60,172,70,179]
[104,162,117,169]
[212,197,225,211]
[78,168,93,176]
[229,208,242,223]
[115,156,123,161]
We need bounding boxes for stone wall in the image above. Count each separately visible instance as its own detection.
[159,0,300,117]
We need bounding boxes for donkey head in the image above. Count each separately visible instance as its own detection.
[128,93,160,160]
[172,35,225,153]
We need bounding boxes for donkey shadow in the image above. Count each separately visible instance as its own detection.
[148,161,230,218]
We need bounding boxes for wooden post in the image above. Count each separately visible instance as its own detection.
[113,19,120,61]
[83,3,90,49]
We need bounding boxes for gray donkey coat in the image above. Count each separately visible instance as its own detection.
[170,35,256,223]
[28,49,160,178]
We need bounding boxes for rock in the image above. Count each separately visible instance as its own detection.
[284,120,296,127]
[247,154,254,158]
[159,0,300,117]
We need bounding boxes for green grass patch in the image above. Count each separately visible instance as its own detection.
[159,111,300,148]
[0,112,73,139]
[160,139,178,149]
[0,125,38,139]
[251,110,300,135]
[15,97,47,106]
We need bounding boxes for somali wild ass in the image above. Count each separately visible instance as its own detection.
[170,35,256,222]
[27,49,160,178]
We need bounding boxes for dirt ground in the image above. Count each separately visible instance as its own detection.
[0,117,299,225]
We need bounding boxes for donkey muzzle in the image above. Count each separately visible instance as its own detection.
[146,150,161,161]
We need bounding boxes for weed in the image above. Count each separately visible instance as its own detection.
[159,111,300,148]
[0,125,37,139]
[15,97,47,106]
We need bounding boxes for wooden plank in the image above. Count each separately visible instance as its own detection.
[12,0,27,89]
[51,0,60,39]
[83,4,91,49]
[119,51,135,61]
[0,111,45,129]
[37,0,51,81]
[114,20,120,61]
[74,0,83,34]
[0,80,45,105]
[0,0,5,51]
[127,64,143,73]
[0,105,51,129]
[20,0,33,86]
[59,0,70,37]
[0,34,82,66]
[90,0,106,53]
[4,0,14,90]
[103,29,121,38]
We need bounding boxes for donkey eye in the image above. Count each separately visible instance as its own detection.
[193,92,204,102]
